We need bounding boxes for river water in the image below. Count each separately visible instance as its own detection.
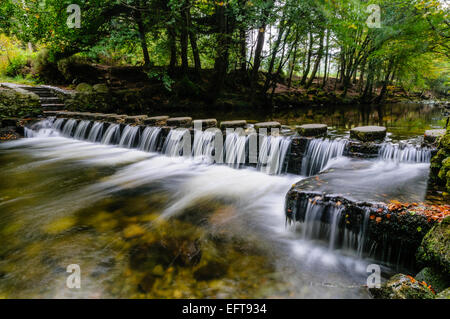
[0,102,446,298]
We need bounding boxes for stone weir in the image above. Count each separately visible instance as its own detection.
[285,187,441,269]
[32,111,436,176]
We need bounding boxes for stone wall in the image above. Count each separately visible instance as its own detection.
[0,86,41,119]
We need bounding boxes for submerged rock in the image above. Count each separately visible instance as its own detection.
[369,274,435,299]
[350,126,386,142]
[193,260,228,281]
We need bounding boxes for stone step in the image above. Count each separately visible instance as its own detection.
[41,103,65,108]
[296,124,328,137]
[350,126,387,142]
[40,97,62,103]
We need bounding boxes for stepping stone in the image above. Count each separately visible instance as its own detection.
[43,111,58,117]
[192,119,218,129]
[254,121,281,130]
[424,129,446,143]
[350,126,386,142]
[297,124,328,137]
[144,116,169,126]
[125,115,148,125]
[220,120,247,130]
[167,117,192,128]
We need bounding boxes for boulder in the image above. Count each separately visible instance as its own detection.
[296,124,328,137]
[425,129,446,144]
[192,119,218,129]
[166,117,192,128]
[350,126,387,142]
[416,216,450,275]
[144,116,169,126]
[369,274,436,299]
[220,120,247,130]
[415,267,449,293]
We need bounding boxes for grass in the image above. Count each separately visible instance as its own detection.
[0,75,41,86]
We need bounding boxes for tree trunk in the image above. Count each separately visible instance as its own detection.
[185,1,201,74]
[168,25,177,75]
[134,9,150,67]
[305,31,325,89]
[300,32,314,85]
[321,29,330,88]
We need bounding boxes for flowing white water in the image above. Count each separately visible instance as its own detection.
[138,126,161,152]
[301,138,348,176]
[191,129,218,163]
[224,132,248,168]
[61,119,78,137]
[378,143,431,163]
[119,125,141,148]
[257,135,291,175]
[87,122,104,143]
[73,120,91,140]
[163,128,189,157]
[101,124,121,145]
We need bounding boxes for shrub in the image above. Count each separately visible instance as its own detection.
[5,53,29,77]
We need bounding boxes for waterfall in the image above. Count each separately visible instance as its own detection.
[298,201,369,255]
[257,135,291,175]
[301,138,348,176]
[52,118,65,131]
[73,120,91,140]
[138,127,161,152]
[162,129,189,157]
[61,119,78,137]
[101,124,121,145]
[192,129,218,163]
[378,143,431,163]
[87,122,104,143]
[119,125,141,148]
[224,132,248,168]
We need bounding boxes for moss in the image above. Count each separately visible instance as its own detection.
[429,130,450,191]
[416,216,450,275]
[415,267,450,293]
[369,274,436,299]
[436,287,450,299]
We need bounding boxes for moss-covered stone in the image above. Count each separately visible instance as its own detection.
[415,267,450,293]
[75,83,94,93]
[436,287,450,299]
[416,216,450,275]
[0,87,41,119]
[429,130,450,192]
[369,274,436,299]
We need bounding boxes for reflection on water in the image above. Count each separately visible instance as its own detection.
[177,102,445,140]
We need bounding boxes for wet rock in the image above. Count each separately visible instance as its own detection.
[122,224,146,239]
[425,129,446,144]
[144,116,169,126]
[129,242,174,271]
[220,120,247,130]
[296,124,328,137]
[254,121,281,130]
[416,216,450,275]
[369,274,436,299]
[346,141,381,158]
[193,260,228,281]
[350,126,387,142]
[436,287,450,299]
[167,117,192,128]
[192,119,218,129]
[415,267,449,293]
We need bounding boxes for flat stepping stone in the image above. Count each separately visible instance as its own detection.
[220,120,247,130]
[167,117,192,127]
[424,129,446,143]
[254,121,281,130]
[192,119,218,129]
[125,115,148,124]
[297,124,328,137]
[144,116,169,126]
[350,126,386,142]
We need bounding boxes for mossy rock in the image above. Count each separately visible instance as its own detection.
[0,87,41,119]
[350,126,387,142]
[296,124,328,137]
[75,83,94,93]
[436,287,450,299]
[415,267,450,293]
[92,83,109,94]
[369,274,436,299]
[416,216,450,275]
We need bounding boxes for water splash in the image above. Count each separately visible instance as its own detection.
[301,138,348,176]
